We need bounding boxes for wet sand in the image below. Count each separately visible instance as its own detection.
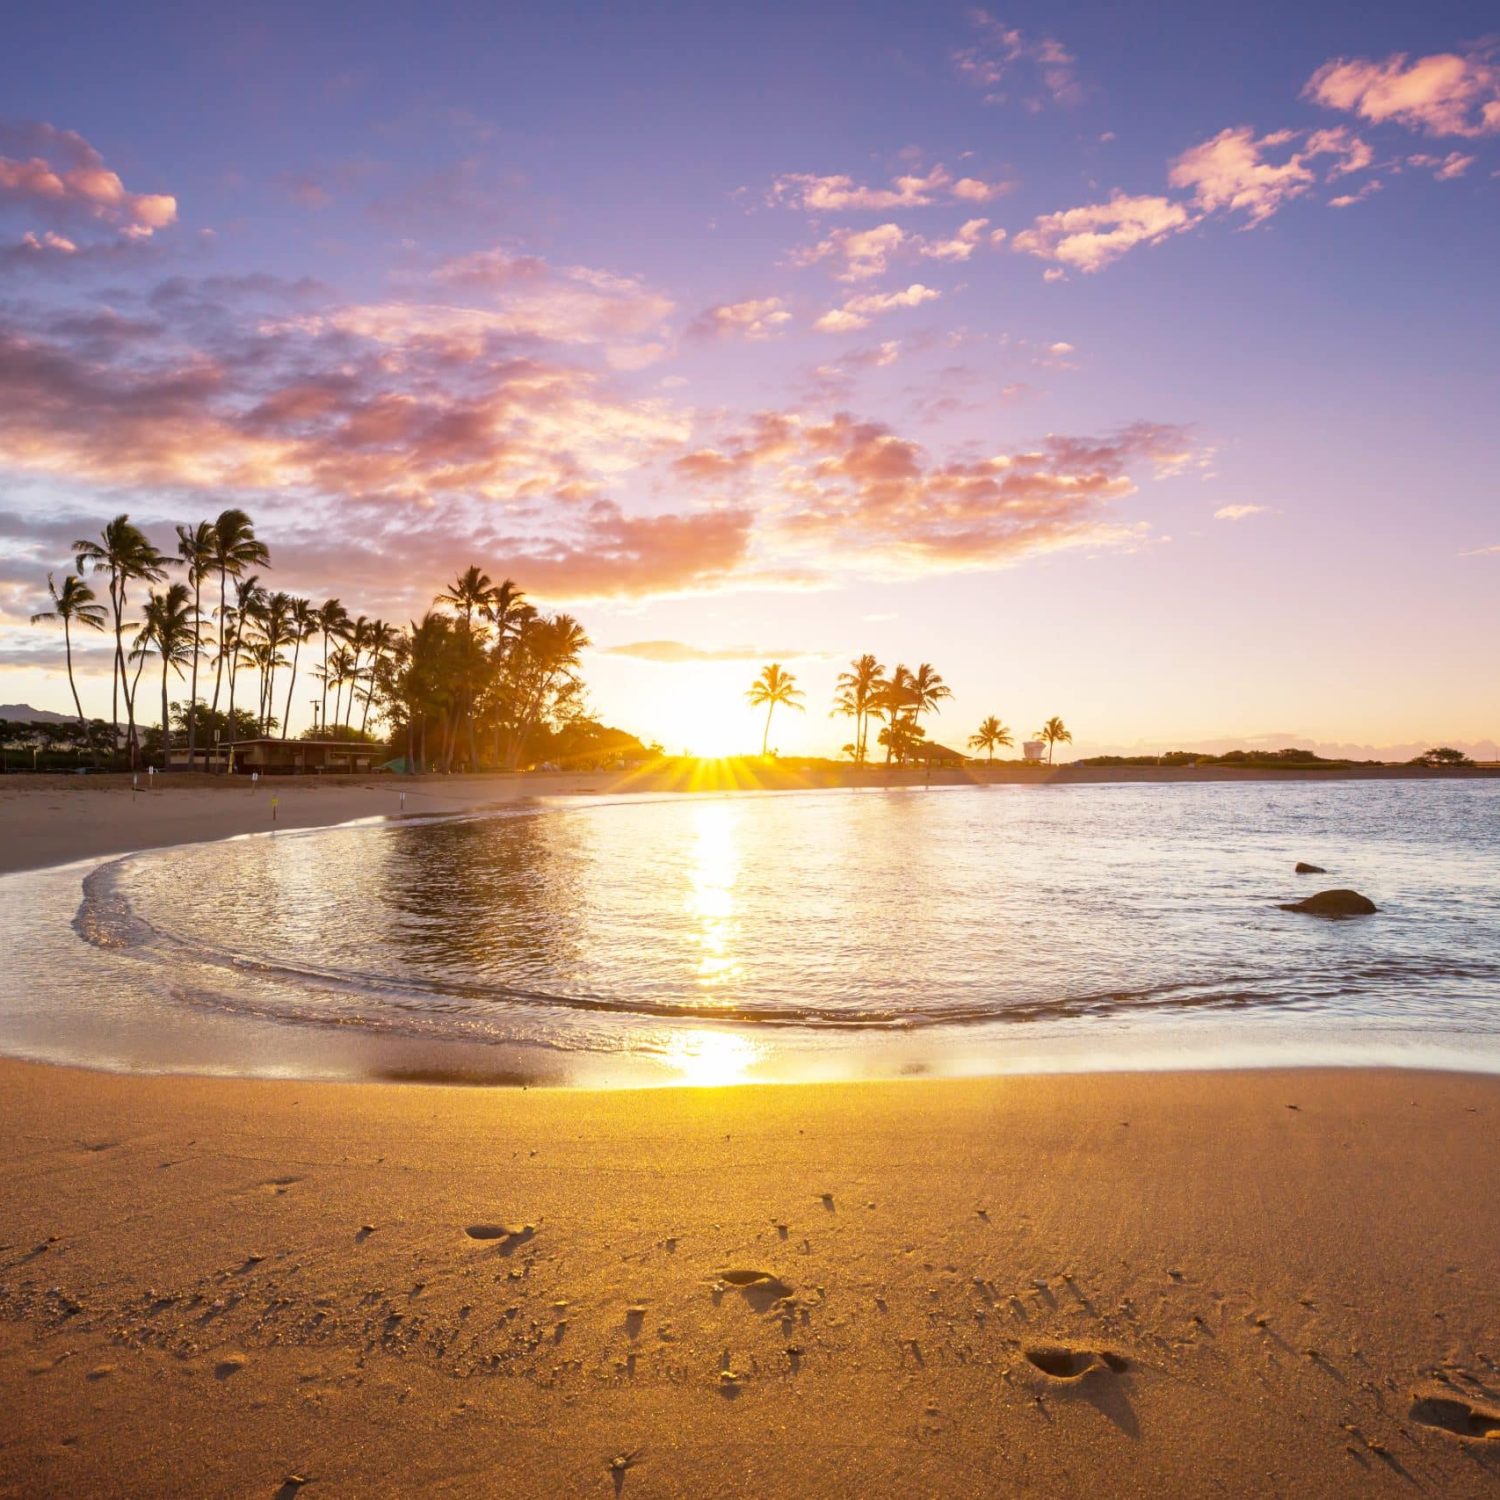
[1,1062,1497,1497]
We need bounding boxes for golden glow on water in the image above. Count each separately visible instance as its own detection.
[685,802,741,990]
[659,1029,763,1087]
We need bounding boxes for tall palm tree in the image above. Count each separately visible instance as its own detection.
[132,582,197,767]
[437,568,502,767]
[225,573,265,749]
[73,515,171,767]
[833,654,886,765]
[338,615,372,729]
[968,715,1013,763]
[207,510,269,753]
[315,598,350,733]
[1039,715,1073,764]
[174,521,217,767]
[30,573,106,734]
[254,592,294,734]
[325,646,357,731]
[872,664,916,765]
[280,597,317,739]
[746,663,804,756]
[358,619,399,737]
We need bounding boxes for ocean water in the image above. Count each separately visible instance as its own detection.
[3,781,1499,1086]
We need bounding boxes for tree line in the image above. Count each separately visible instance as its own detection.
[31,511,595,772]
[747,657,1073,764]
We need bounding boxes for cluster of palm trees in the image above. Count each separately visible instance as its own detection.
[32,512,593,773]
[745,657,1073,766]
[744,656,952,763]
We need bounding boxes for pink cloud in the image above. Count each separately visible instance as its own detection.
[770,164,1008,214]
[690,297,792,340]
[0,123,177,240]
[919,218,991,262]
[1169,125,1372,225]
[1012,191,1194,272]
[813,284,941,334]
[1305,46,1500,138]
[790,223,908,282]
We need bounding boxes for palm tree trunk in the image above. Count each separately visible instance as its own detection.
[63,619,86,734]
[161,656,170,771]
[282,639,301,741]
[762,701,774,756]
[186,576,201,767]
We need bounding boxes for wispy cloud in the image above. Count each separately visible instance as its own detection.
[600,640,823,663]
[690,297,792,340]
[1214,503,1269,521]
[953,10,1082,109]
[813,284,941,334]
[770,164,1010,213]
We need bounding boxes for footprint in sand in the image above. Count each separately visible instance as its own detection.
[1023,1345,1129,1381]
[464,1223,535,1251]
[1409,1392,1500,1440]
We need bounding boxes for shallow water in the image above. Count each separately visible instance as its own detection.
[3,782,1499,1085]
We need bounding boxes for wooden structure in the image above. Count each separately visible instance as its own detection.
[166,738,381,775]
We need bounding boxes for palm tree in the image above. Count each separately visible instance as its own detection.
[437,568,502,766]
[225,573,265,750]
[30,573,106,734]
[315,598,350,732]
[280,597,317,739]
[132,582,197,766]
[339,616,372,729]
[357,619,399,737]
[325,646,357,730]
[968,715,1013,763]
[1039,715,1073,764]
[907,663,952,725]
[746,664,804,756]
[73,515,171,767]
[254,592,294,734]
[207,510,269,753]
[833,654,886,764]
[175,521,216,767]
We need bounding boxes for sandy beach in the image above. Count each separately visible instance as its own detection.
[1,778,1498,1496]
[2,1062,1497,1497]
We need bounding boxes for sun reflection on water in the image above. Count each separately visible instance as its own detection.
[659,1029,764,1087]
[685,802,742,991]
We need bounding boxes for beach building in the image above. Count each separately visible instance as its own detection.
[165,738,382,775]
[913,742,968,768]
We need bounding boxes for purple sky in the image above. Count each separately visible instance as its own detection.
[1,2,1496,757]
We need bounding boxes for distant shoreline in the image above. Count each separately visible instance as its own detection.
[1,759,1496,877]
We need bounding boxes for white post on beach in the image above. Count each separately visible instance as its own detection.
[400,790,406,812]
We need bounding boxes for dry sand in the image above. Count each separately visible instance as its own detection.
[1,776,1498,1496]
[1,1064,1496,1497]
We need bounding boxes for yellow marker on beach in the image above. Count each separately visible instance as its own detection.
[271,794,279,825]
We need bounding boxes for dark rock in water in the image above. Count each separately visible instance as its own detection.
[1294,861,1326,874]
[1279,888,1377,917]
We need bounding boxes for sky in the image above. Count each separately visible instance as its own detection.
[0,0,1496,758]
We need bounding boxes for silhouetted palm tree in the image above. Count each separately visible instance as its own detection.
[73,514,171,767]
[253,592,294,734]
[833,654,886,764]
[175,521,216,766]
[132,582,197,766]
[30,573,106,734]
[315,597,350,732]
[747,663,804,756]
[225,573,265,749]
[281,598,317,739]
[207,510,269,743]
[1040,715,1073,764]
[968,715,1013,763]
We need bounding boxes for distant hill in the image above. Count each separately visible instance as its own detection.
[0,703,71,723]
